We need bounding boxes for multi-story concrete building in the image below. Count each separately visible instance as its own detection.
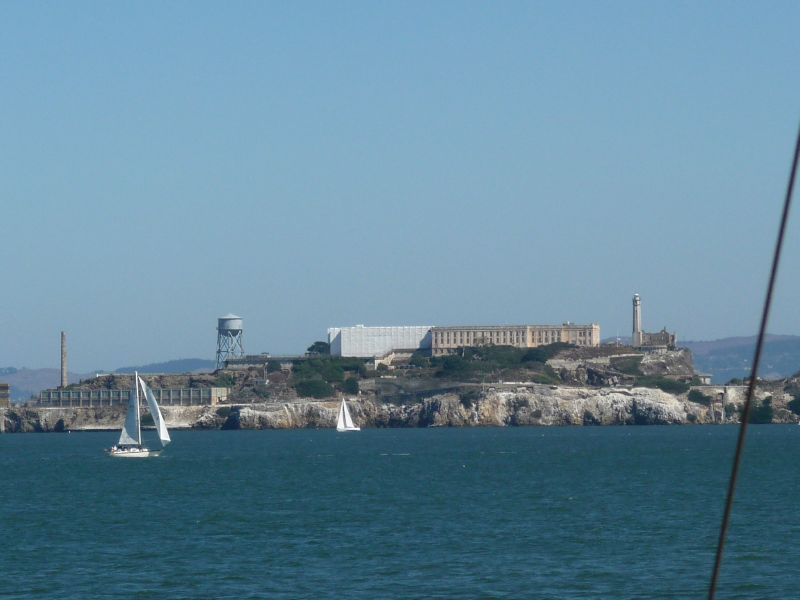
[328,325,433,358]
[430,323,600,356]
[0,383,9,407]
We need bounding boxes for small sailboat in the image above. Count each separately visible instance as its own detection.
[336,398,360,432]
[107,372,171,457]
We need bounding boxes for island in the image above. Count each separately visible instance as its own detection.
[2,344,798,432]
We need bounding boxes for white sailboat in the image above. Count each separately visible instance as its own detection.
[336,398,360,432]
[107,372,171,457]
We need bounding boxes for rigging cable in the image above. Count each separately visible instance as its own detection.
[708,122,800,600]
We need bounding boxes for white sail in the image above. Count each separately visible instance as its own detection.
[343,400,356,429]
[336,399,360,432]
[336,401,346,430]
[118,372,141,446]
[140,376,171,447]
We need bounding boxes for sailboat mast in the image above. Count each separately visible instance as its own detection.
[134,371,141,445]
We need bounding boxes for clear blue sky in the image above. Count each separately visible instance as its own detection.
[2,2,799,372]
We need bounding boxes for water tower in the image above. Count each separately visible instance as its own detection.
[216,314,244,369]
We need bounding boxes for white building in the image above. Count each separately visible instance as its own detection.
[327,325,433,358]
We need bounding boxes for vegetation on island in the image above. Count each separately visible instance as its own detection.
[785,379,800,416]
[204,342,704,401]
[688,389,713,406]
[263,344,575,399]
[214,373,237,388]
[289,356,364,399]
[406,344,569,383]
[610,355,692,394]
[635,377,690,395]
[745,396,774,424]
[306,341,331,355]
[787,397,800,416]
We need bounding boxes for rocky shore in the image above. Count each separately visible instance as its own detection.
[3,384,795,433]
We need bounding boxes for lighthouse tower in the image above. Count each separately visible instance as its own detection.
[632,294,643,347]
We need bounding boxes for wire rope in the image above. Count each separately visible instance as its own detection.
[708,123,800,599]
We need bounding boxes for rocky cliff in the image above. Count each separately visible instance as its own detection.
[224,385,784,429]
[0,405,214,433]
[4,383,795,432]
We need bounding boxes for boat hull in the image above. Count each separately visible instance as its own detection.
[106,447,160,458]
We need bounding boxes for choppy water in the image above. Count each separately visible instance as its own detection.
[2,426,798,598]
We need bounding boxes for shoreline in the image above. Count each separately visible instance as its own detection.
[3,385,796,433]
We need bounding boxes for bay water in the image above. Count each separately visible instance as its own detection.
[2,426,798,598]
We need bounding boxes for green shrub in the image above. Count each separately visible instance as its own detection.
[306,341,330,355]
[532,372,560,385]
[439,356,471,376]
[337,358,367,373]
[253,383,270,399]
[409,351,431,368]
[521,347,548,363]
[787,398,800,416]
[745,396,773,424]
[636,376,689,395]
[688,389,712,405]
[295,379,333,399]
[214,373,236,387]
[611,356,644,376]
[294,359,344,383]
[460,389,480,408]
[472,345,523,367]
[342,378,359,394]
[429,343,574,381]
[522,343,573,364]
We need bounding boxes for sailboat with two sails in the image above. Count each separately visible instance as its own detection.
[107,372,171,457]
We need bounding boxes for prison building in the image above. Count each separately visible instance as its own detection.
[430,323,601,356]
[328,325,433,358]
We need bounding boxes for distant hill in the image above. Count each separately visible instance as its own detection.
[0,368,88,402]
[682,335,800,383]
[601,334,800,384]
[115,358,215,374]
[0,358,216,403]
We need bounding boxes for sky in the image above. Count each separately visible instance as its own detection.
[2,1,799,372]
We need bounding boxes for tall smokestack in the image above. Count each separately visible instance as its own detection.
[60,331,68,389]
